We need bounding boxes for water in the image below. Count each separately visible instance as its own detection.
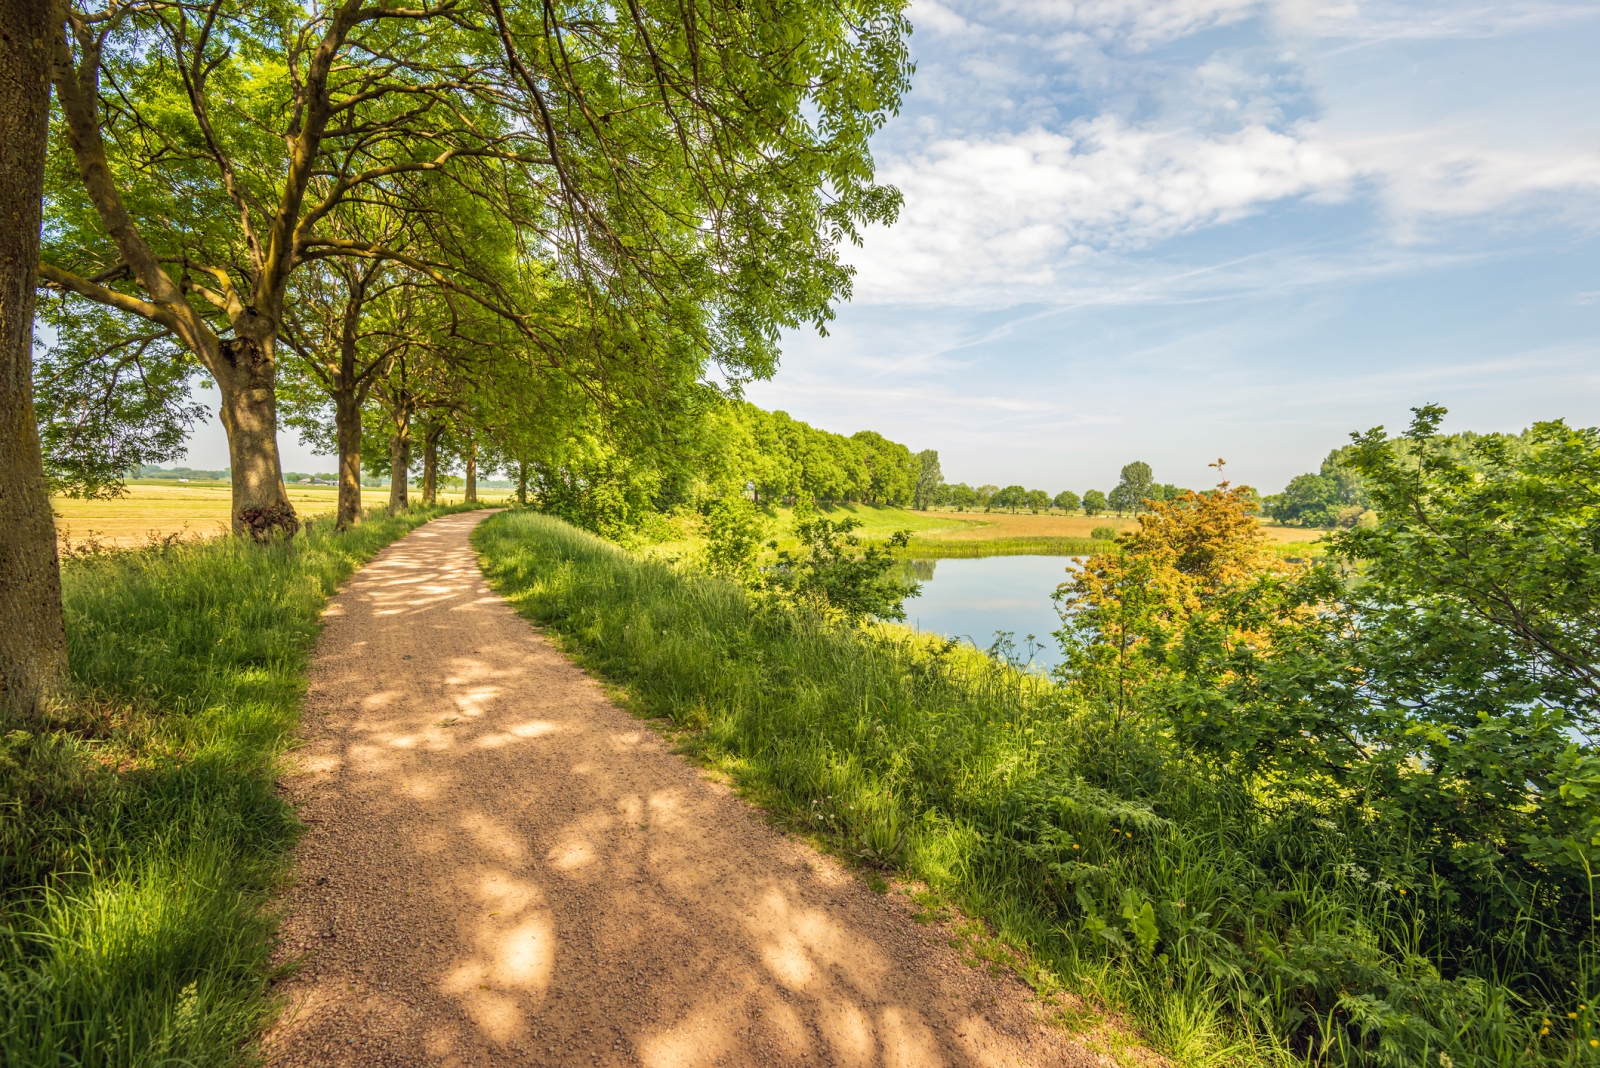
[896,555,1079,670]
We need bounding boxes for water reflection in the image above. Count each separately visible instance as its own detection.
[894,555,1079,671]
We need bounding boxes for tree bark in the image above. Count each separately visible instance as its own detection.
[214,327,298,539]
[388,413,411,514]
[421,423,444,506]
[516,461,527,507]
[1,0,69,715]
[334,386,363,529]
[464,436,477,503]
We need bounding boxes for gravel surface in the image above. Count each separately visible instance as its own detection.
[263,511,1102,1067]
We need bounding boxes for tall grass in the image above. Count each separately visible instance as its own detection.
[0,505,476,1066]
[475,511,1592,1068]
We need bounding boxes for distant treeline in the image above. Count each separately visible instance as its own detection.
[134,464,230,481]
[934,461,1209,516]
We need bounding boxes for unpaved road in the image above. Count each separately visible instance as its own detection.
[264,511,1099,1067]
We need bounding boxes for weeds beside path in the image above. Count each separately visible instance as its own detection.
[0,504,479,1066]
[263,509,1096,1067]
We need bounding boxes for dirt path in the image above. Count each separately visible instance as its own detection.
[264,511,1100,1068]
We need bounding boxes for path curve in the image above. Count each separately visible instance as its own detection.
[264,511,1097,1068]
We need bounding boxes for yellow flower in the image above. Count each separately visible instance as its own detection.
[1073,844,1080,849]
[1590,1039,1598,1048]
[1570,1012,1579,1019]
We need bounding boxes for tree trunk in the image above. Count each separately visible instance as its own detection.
[0,0,68,716]
[516,462,527,507]
[387,414,410,514]
[464,438,477,503]
[334,386,362,529]
[213,326,298,540]
[421,424,443,506]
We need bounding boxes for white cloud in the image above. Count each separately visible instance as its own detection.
[854,117,1353,301]
[992,0,1266,47]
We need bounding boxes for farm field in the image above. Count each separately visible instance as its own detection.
[51,481,514,547]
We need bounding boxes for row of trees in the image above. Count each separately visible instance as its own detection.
[932,462,1193,516]
[2,0,914,715]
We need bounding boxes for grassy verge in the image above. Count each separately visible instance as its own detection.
[0,504,478,1066]
[895,536,1110,557]
[475,511,1585,1068]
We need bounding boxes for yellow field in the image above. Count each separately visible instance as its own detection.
[51,481,513,548]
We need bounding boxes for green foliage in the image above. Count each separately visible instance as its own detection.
[913,450,944,511]
[703,496,767,583]
[1083,489,1108,516]
[763,517,920,624]
[1054,489,1082,513]
[1091,526,1118,540]
[32,297,205,497]
[1024,489,1052,513]
[991,484,1028,512]
[1060,414,1600,1063]
[0,506,475,1065]
[1110,461,1155,515]
[475,512,1595,1068]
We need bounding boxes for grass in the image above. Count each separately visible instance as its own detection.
[474,511,1591,1068]
[643,502,1323,563]
[0,503,479,1066]
[52,483,513,547]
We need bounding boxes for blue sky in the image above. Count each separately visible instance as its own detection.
[189,0,1600,496]
[740,0,1600,495]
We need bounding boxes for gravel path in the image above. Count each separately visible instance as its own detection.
[263,511,1100,1068]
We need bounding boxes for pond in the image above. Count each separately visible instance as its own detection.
[895,555,1080,671]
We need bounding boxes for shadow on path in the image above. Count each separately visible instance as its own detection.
[264,511,1098,1068]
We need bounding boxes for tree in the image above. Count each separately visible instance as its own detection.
[992,484,1027,512]
[1055,476,1279,723]
[1083,489,1108,516]
[41,1,913,539]
[1155,408,1600,991]
[1053,489,1081,512]
[1262,473,1342,527]
[913,449,943,510]
[1111,461,1154,514]
[1024,488,1051,513]
[945,482,978,511]
[1,0,68,715]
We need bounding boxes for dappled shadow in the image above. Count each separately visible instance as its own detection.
[264,511,1090,1068]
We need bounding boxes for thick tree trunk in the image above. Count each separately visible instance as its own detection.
[0,0,68,716]
[213,327,298,540]
[388,416,410,514]
[516,461,527,507]
[464,439,477,503]
[334,386,362,529]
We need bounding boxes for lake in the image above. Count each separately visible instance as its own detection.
[896,555,1079,671]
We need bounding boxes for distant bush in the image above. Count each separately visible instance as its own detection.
[1090,525,1117,540]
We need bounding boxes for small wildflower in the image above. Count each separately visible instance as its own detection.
[1591,1040,1598,1048]
[1570,1013,1579,1019]
[1398,887,1406,895]
[1438,1052,1453,1068]
[1072,844,1080,850]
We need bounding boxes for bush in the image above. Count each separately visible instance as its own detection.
[1090,526,1117,540]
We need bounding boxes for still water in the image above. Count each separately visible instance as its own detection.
[897,555,1078,671]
